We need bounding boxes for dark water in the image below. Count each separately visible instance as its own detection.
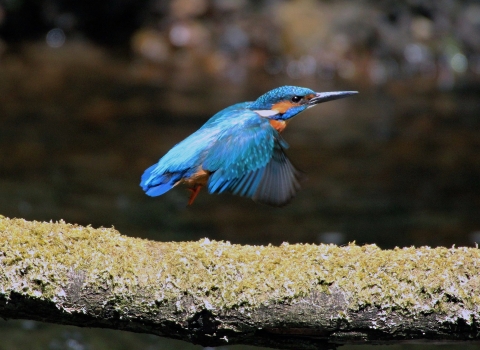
[2,319,480,350]
[1,47,480,349]
[1,58,479,248]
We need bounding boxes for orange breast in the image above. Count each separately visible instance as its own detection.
[269,119,287,133]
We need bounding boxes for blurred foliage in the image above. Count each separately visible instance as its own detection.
[0,0,480,87]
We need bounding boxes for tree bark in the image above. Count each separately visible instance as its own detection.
[1,215,480,349]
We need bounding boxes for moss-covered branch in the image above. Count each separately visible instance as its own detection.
[1,215,479,349]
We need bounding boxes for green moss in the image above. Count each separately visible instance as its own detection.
[1,216,479,323]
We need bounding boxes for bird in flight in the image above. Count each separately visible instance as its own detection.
[140,86,357,206]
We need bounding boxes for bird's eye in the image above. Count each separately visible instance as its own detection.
[291,96,302,103]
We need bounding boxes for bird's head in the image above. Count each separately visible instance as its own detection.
[250,86,357,121]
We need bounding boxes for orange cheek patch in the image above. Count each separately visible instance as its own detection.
[305,93,315,101]
[272,101,297,114]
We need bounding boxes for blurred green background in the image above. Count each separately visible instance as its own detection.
[1,0,480,349]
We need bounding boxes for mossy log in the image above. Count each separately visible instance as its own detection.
[1,215,480,349]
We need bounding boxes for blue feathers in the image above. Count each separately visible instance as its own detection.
[250,86,315,110]
[208,140,301,206]
[144,180,176,197]
[251,143,301,205]
[139,87,305,206]
[204,115,275,184]
[140,85,357,206]
[140,104,301,205]
[140,164,183,197]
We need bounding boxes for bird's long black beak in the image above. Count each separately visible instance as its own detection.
[308,91,358,106]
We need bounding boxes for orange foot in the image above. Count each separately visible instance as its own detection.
[187,185,202,205]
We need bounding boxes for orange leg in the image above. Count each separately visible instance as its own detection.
[187,185,203,205]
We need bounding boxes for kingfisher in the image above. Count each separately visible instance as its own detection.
[140,86,357,206]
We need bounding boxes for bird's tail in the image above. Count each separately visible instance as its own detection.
[140,164,182,197]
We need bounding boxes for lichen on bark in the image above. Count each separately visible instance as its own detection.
[1,215,480,348]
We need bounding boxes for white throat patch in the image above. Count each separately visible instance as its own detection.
[254,109,279,118]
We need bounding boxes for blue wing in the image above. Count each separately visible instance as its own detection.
[204,110,301,206]
[208,141,301,206]
[140,165,186,196]
[141,102,302,206]
[140,102,251,196]
[251,142,301,206]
